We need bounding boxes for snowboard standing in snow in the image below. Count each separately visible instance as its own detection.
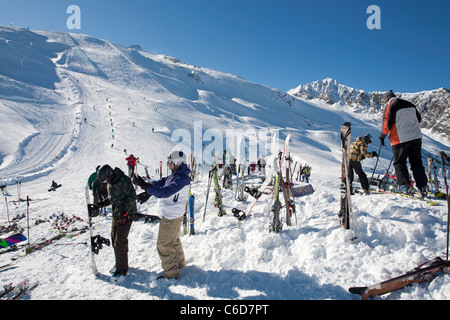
[339,122,354,234]
[85,183,110,276]
[349,257,450,300]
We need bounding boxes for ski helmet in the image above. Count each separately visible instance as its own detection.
[97,164,113,183]
[167,151,186,168]
[363,134,373,144]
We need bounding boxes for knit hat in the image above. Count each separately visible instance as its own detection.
[383,90,396,103]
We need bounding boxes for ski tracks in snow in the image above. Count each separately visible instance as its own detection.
[0,68,84,185]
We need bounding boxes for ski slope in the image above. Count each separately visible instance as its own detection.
[0,26,450,301]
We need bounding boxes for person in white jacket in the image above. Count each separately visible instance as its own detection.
[133,151,191,279]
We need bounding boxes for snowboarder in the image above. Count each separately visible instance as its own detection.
[48,181,62,192]
[349,134,377,194]
[125,154,138,177]
[379,90,428,196]
[95,164,137,282]
[133,151,191,279]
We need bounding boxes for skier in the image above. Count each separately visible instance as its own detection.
[133,151,191,279]
[349,134,377,195]
[95,164,137,282]
[125,154,138,177]
[379,90,428,196]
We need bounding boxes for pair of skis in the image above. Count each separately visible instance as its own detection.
[339,122,356,240]
[269,136,296,232]
[202,152,226,222]
[0,280,39,300]
[349,257,450,300]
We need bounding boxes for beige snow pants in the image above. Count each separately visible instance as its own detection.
[157,216,186,278]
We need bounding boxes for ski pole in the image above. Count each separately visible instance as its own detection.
[370,143,383,180]
[386,155,394,174]
[5,197,10,227]
[202,170,213,223]
[26,196,30,247]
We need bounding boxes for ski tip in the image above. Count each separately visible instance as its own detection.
[348,286,367,296]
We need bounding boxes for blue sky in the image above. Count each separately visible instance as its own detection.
[1,0,449,93]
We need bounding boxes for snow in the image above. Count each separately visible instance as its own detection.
[0,25,450,301]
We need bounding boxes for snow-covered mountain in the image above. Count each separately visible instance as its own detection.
[288,78,450,139]
[0,26,450,301]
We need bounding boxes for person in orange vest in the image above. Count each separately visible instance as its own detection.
[379,90,427,196]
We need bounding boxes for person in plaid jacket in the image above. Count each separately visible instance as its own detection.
[349,134,377,194]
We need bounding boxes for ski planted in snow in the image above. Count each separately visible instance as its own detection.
[85,183,110,276]
[202,152,226,221]
[270,154,283,233]
[235,159,246,201]
[280,134,295,226]
[339,122,353,231]
[183,189,195,235]
[349,257,450,300]
[212,152,226,217]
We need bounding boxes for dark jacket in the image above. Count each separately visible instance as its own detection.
[102,167,137,220]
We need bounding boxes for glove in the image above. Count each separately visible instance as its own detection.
[87,204,99,217]
[379,134,386,147]
[132,174,150,190]
[136,192,151,204]
[118,208,129,225]
[97,199,110,208]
